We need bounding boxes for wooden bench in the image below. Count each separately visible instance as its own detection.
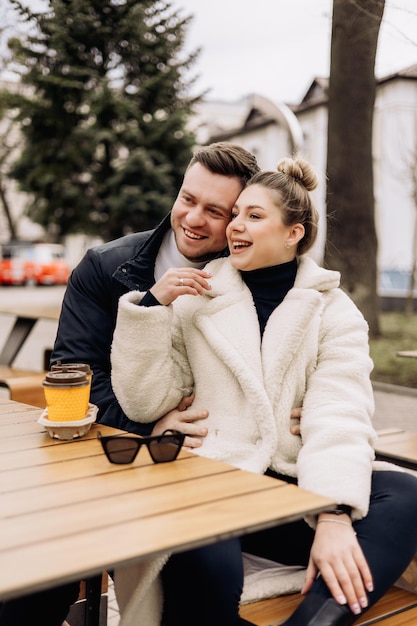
[375,428,417,472]
[240,427,417,625]
[240,482,417,625]
[0,366,46,407]
[239,585,417,625]
[0,307,59,407]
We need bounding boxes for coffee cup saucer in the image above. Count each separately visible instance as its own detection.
[38,403,98,440]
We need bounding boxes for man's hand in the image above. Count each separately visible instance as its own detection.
[290,407,302,435]
[151,393,209,448]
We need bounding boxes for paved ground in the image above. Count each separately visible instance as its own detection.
[372,381,417,433]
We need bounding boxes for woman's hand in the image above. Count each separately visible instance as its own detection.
[151,393,209,449]
[290,406,302,435]
[150,268,212,305]
[303,515,373,616]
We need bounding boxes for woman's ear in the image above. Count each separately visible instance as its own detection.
[287,223,305,247]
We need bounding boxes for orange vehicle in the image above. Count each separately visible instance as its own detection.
[0,242,71,286]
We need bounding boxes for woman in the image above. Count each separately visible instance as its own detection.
[111,157,417,626]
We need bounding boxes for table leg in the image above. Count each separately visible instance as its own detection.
[0,317,37,366]
[84,575,102,626]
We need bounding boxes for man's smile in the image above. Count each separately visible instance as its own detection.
[183,228,207,240]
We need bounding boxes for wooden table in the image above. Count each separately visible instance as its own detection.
[0,397,334,621]
[375,428,417,471]
[0,305,61,366]
[396,350,417,360]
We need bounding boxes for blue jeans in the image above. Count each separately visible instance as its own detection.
[0,581,80,626]
[161,471,417,626]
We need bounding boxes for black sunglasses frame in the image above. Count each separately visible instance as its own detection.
[98,429,185,465]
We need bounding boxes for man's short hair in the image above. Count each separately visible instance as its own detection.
[187,142,260,186]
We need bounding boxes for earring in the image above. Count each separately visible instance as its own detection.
[285,242,290,249]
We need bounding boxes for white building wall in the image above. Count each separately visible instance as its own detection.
[225,123,294,171]
[294,77,417,274]
[296,106,329,263]
[373,79,417,271]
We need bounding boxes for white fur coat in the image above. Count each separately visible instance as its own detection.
[111,255,378,625]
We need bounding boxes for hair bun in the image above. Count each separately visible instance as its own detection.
[277,157,318,192]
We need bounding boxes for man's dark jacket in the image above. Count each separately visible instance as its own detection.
[51,215,173,435]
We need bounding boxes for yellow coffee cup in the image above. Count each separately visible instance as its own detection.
[42,370,91,422]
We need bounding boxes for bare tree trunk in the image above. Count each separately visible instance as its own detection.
[0,114,20,242]
[325,0,385,337]
[0,180,17,240]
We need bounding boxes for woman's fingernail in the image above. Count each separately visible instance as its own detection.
[360,597,368,608]
[367,582,374,592]
[337,595,347,605]
[351,603,361,615]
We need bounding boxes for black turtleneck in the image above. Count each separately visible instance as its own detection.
[241,258,298,336]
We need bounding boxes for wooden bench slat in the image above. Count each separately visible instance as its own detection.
[375,428,417,471]
[0,366,45,380]
[239,587,417,626]
[0,366,46,407]
[372,606,417,625]
[240,593,302,625]
[358,588,417,624]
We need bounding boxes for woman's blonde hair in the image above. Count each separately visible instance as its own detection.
[246,156,319,255]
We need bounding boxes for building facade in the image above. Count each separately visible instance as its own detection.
[1,66,417,280]
[192,65,417,281]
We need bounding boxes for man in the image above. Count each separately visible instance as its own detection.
[0,142,259,626]
[51,141,259,441]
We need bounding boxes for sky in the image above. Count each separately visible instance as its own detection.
[5,1,417,106]
[171,0,417,105]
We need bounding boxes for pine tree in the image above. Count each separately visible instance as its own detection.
[2,0,198,240]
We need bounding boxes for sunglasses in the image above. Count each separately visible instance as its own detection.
[97,429,185,465]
